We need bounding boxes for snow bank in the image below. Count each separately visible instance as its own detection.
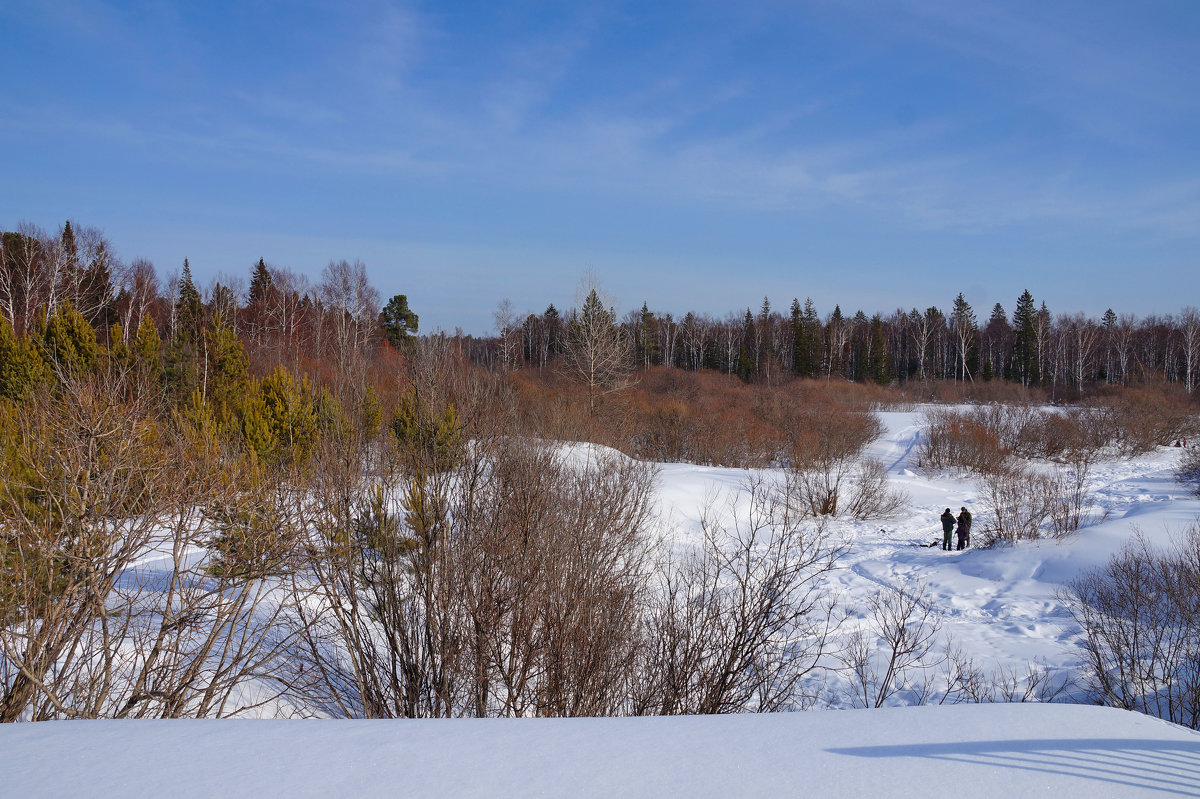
[2,704,1196,797]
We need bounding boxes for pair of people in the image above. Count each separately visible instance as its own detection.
[940,507,972,551]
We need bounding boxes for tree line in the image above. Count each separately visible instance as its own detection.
[491,291,1200,397]
[6,219,1199,402]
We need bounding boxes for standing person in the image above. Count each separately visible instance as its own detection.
[940,508,955,551]
[956,506,972,550]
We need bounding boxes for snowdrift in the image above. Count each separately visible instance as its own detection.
[2,704,1196,797]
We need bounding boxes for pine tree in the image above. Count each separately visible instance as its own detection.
[35,300,99,376]
[0,316,46,400]
[132,315,164,385]
[202,314,250,423]
[240,367,319,468]
[390,388,463,474]
[380,294,419,347]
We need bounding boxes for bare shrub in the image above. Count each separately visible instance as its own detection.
[637,476,844,714]
[977,466,1057,546]
[841,581,943,708]
[783,408,905,519]
[918,408,1010,475]
[979,456,1100,547]
[1063,526,1200,729]
[1100,386,1200,455]
[0,373,176,721]
[296,431,659,719]
[0,370,306,722]
[1045,456,1102,539]
[1178,445,1200,495]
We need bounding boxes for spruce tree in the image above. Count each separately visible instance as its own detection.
[1011,289,1039,386]
[248,258,273,309]
[176,258,203,339]
[950,293,978,382]
[789,298,805,376]
[638,302,659,367]
[867,314,890,385]
[79,239,114,328]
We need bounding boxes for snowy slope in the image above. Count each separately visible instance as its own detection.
[1,704,1196,798]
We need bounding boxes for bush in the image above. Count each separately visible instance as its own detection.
[1063,526,1200,729]
[977,460,1095,547]
[1179,445,1200,495]
[1098,386,1200,455]
[918,408,1010,475]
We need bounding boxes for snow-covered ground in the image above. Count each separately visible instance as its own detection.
[4,407,1200,794]
[2,704,1197,797]
[658,408,1200,701]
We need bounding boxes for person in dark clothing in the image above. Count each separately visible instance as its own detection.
[940,508,955,551]
[956,507,972,550]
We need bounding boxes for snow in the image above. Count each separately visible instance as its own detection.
[656,406,1200,694]
[1,704,1197,797]
[5,405,1200,794]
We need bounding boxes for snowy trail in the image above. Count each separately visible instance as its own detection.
[656,408,1200,697]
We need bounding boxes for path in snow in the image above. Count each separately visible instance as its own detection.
[656,408,1200,701]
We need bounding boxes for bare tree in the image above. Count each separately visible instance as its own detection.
[319,259,380,395]
[560,276,636,413]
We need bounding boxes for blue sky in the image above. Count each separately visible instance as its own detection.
[2,0,1198,333]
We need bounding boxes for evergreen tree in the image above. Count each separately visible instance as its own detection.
[390,388,463,474]
[802,298,821,378]
[240,367,320,468]
[248,258,273,309]
[826,305,845,377]
[380,294,419,347]
[176,258,203,339]
[736,308,756,381]
[637,302,660,367]
[202,314,250,423]
[35,300,99,376]
[949,293,978,382]
[167,259,204,402]
[132,315,164,385]
[79,239,114,329]
[1011,289,1039,386]
[867,314,890,385]
[789,298,806,376]
[981,302,1011,383]
[60,220,77,266]
[0,316,46,401]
